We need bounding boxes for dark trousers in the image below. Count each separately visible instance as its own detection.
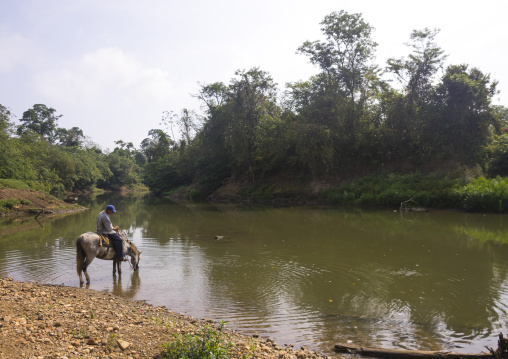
[107,232,125,259]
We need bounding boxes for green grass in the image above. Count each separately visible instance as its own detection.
[322,171,463,208]
[0,198,20,210]
[0,179,30,190]
[321,171,508,212]
[160,321,234,359]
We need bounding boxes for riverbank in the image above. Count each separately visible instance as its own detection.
[169,172,508,213]
[0,278,335,359]
[0,188,86,217]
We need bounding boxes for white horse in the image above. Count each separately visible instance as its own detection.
[76,232,141,285]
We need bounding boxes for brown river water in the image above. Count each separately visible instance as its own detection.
[2,192,508,357]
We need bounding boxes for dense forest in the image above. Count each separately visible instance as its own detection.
[2,11,508,211]
[0,103,145,196]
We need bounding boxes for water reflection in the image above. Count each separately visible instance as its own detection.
[112,270,141,298]
[2,194,508,356]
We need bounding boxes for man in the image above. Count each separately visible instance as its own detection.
[96,204,127,261]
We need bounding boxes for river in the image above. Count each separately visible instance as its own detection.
[1,192,508,357]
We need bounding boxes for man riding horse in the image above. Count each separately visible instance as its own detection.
[76,204,140,285]
[96,204,127,261]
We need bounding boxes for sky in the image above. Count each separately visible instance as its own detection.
[1,0,507,150]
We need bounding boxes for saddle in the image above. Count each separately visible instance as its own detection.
[98,234,110,247]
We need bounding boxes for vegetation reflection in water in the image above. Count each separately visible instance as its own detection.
[2,193,508,356]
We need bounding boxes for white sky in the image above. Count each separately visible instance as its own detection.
[1,0,507,150]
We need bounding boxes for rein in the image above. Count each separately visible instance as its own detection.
[126,248,135,269]
[119,230,136,269]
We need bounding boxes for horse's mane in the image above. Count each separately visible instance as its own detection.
[128,241,140,256]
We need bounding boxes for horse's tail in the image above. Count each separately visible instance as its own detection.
[76,235,86,274]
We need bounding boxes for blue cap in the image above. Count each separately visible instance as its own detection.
[106,205,117,213]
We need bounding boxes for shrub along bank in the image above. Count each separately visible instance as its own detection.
[323,172,508,212]
[198,170,508,213]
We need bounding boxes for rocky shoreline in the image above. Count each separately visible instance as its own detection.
[0,278,336,359]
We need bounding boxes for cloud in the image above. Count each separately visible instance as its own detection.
[0,33,34,72]
[33,47,174,106]
[30,47,178,149]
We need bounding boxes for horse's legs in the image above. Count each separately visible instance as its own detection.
[82,256,95,284]
[77,258,84,285]
[113,259,122,276]
[77,264,84,285]
[76,239,86,285]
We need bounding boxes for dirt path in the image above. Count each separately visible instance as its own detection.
[0,278,334,359]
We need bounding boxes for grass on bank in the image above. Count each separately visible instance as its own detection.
[160,321,236,359]
[323,170,508,212]
[0,178,31,190]
[323,171,465,208]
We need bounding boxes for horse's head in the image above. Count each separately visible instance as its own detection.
[128,242,141,270]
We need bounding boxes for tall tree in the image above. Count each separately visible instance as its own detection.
[227,68,278,174]
[431,64,498,161]
[17,104,62,143]
[178,109,200,144]
[387,28,447,106]
[297,10,379,147]
[384,28,447,161]
[55,126,85,147]
[0,105,14,178]
[140,129,173,163]
[0,104,13,136]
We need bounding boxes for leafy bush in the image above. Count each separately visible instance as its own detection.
[454,176,508,212]
[0,198,20,210]
[160,321,234,359]
[323,171,462,208]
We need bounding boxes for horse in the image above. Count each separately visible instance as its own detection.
[76,232,141,285]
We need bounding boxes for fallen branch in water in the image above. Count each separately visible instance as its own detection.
[400,198,428,212]
[334,343,492,359]
[34,208,44,219]
[486,333,508,359]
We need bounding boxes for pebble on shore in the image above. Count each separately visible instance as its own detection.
[0,277,337,359]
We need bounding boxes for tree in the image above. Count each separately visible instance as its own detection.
[55,127,85,147]
[387,28,447,104]
[195,82,228,112]
[102,152,141,189]
[113,140,146,167]
[298,10,377,101]
[17,104,62,143]
[178,109,201,144]
[296,10,379,149]
[226,68,278,175]
[140,129,174,163]
[193,68,279,180]
[384,28,447,162]
[431,64,498,161]
[0,105,15,178]
[0,104,13,136]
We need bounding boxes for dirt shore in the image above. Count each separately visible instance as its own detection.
[0,188,86,217]
[0,278,335,359]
